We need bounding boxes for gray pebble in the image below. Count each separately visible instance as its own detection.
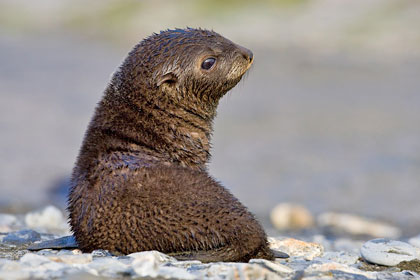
[91,249,113,258]
[321,251,360,265]
[361,238,419,266]
[3,229,41,245]
[27,235,77,250]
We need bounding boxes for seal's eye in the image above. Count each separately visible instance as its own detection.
[201,57,216,70]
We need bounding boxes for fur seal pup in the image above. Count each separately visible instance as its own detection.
[65,28,273,262]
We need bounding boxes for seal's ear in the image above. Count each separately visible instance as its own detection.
[157,72,178,87]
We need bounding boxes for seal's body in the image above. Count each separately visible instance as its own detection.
[67,28,273,262]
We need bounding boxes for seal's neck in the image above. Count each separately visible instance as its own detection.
[79,84,216,172]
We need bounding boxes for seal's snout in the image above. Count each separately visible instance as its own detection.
[245,49,253,63]
[236,45,253,64]
[242,48,254,64]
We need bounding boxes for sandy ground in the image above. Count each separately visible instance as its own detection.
[1,30,419,234]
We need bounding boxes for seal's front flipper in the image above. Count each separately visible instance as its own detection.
[271,249,289,259]
[27,235,78,251]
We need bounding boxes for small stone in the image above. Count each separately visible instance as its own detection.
[270,203,314,231]
[3,229,41,245]
[19,252,52,266]
[156,266,196,279]
[91,249,113,258]
[320,251,360,265]
[72,249,82,255]
[128,250,176,263]
[0,259,30,279]
[0,214,22,232]
[202,262,288,280]
[361,238,419,266]
[87,257,132,278]
[56,249,76,256]
[306,262,375,279]
[35,249,58,257]
[409,234,420,248]
[129,251,176,277]
[48,254,93,264]
[317,212,401,238]
[268,237,324,260]
[249,258,294,273]
[24,205,70,234]
[27,235,78,250]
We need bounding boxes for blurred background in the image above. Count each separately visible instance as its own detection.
[0,0,419,235]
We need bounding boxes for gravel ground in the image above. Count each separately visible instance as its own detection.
[1,206,420,279]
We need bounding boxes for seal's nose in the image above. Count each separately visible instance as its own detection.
[242,48,253,63]
[237,45,254,63]
[246,50,254,63]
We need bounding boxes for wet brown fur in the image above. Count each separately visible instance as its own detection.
[67,28,274,262]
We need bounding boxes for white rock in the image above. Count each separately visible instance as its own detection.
[0,259,30,280]
[320,251,359,265]
[361,238,419,266]
[156,266,196,279]
[24,205,70,234]
[408,234,420,248]
[171,260,202,268]
[270,203,314,230]
[249,258,294,273]
[203,263,286,280]
[28,261,69,279]
[47,254,93,264]
[317,212,401,238]
[87,257,131,277]
[0,214,21,232]
[268,237,324,260]
[19,253,52,267]
[130,251,175,278]
[128,250,176,263]
[305,262,375,279]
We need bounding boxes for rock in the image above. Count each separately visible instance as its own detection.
[128,250,177,263]
[270,203,314,231]
[249,258,294,273]
[2,229,41,245]
[0,214,22,232]
[305,262,375,279]
[202,262,290,280]
[268,237,324,260]
[0,259,30,279]
[19,253,52,266]
[86,257,132,278]
[27,235,78,250]
[24,205,70,234]
[91,249,113,258]
[320,251,360,265]
[361,238,419,266]
[317,212,401,238]
[153,266,196,279]
[47,253,93,264]
[129,251,177,278]
[409,234,420,248]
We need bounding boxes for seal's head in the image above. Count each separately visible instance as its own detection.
[114,28,253,108]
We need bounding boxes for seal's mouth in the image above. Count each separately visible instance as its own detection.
[239,46,253,70]
[246,57,253,70]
